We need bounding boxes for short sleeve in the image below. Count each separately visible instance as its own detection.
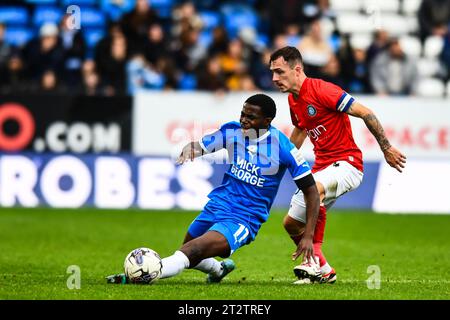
[290,108,301,128]
[280,137,312,180]
[316,80,355,113]
[199,122,239,154]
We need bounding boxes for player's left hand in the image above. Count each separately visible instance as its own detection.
[292,237,314,262]
[383,146,406,173]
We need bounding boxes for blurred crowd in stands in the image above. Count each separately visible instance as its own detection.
[0,0,450,97]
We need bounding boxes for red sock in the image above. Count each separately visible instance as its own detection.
[313,206,327,267]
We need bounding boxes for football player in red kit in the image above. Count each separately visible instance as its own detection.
[270,46,406,284]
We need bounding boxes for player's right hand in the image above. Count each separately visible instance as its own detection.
[176,143,195,165]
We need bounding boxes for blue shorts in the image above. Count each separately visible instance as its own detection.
[187,200,261,256]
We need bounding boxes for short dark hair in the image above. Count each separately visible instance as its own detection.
[269,46,303,68]
[245,93,277,119]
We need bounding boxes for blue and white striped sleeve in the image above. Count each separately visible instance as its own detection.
[335,92,355,113]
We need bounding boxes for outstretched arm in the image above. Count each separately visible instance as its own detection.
[347,101,406,172]
[290,127,308,149]
[292,177,320,262]
[176,141,205,164]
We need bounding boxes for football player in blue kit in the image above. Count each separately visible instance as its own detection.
[107,94,320,284]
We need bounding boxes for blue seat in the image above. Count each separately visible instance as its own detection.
[151,0,175,19]
[100,0,134,21]
[60,0,98,6]
[0,6,29,26]
[198,30,213,48]
[33,6,63,26]
[25,0,57,4]
[80,7,106,28]
[199,11,221,30]
[221,4,259,38]
[4,27,34,47]
[83,28,105,48]
[178,73,197,90]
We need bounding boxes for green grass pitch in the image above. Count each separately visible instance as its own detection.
[0,207,449,300]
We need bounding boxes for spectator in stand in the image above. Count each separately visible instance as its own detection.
[171,23,207,73]
[22,22,65,84]
[370,38,419,96]
[208,26,230,56]
[418,0,450,42]
[96,33,128,96]
[170,1,205,73]
[366,30,390,69]
[126,54,165,94]
[218,39,247,90]
[318,54,345,88]
[0,23,11,73]
[349,48,371,94]
[262,0,307,39]
[250,48,277,91]
[59,14,86,89]
[80,60,103,96]
[143,23,169,65]
[272,33,289,50]
[0,50,26,94]
[37,69,67,94]
[120,0,160,53]
[239,73,260,91]
[298,19,333,78]
[154,56,179,90]
[196,55,227,92]
[440,29,450,81]
[171,1,203,41]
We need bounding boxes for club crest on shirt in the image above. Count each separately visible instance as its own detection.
[307,105,317,117]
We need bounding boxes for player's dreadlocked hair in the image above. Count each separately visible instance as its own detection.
[245,94,277,119]
[269,46,303,69]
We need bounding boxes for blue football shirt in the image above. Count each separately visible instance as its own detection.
[199,121,312,223]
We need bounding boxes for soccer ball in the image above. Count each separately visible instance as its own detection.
[124,247,162,284]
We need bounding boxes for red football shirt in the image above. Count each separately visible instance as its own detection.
[288,77,363,172]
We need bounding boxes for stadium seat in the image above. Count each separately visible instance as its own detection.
[221,5,259,39]
[424,36,444,59]
[151,0,175,18]
[0,6,29,26]
[33,6,63,27]
[198,30,213,48]
[399,36,422,57]
[415,78,445,97]
[80,7,106,28]
[198,11,221,30]
[256,33,270,48]
[350,33,372,50]
[25,0,57,4]
[329,0,362,13]
[286,35,301,47]
[336,14,375,34]
[417,58,442,78]
[402,0,422,16]
[178,73,197,90]
[61,0,98,6]
[378,15,413,36]
[4,27,34,47]
[84,28,105,48]
[363,0,400,13]
[100,0,134,21]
